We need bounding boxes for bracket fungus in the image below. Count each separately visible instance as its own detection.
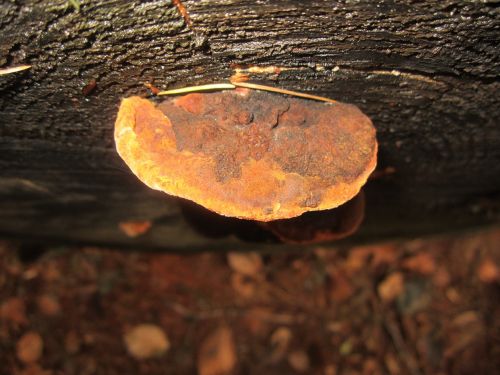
[114,88,377,222]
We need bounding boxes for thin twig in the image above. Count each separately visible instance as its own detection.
[0,65,31,76]
[230,80,338,104]
[370,294,422,375]
[383,313,422,375]
[157,83,235,96]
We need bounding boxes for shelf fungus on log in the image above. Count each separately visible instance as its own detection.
[261,190,366,244]
[114,89,377,222]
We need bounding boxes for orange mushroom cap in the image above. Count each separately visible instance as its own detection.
[114,89,377,221]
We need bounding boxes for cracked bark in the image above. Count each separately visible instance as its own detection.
[0,0,499,251]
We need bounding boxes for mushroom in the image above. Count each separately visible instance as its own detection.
[261,190,366,244]
[114,88,377,222]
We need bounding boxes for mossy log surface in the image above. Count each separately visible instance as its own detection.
[1,0,499,251]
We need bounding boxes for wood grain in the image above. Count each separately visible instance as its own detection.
[0,0,499,251]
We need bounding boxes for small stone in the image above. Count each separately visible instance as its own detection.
[17,331,43,363]
[124,324,170,359]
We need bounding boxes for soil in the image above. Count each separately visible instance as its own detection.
[1,226,499,375]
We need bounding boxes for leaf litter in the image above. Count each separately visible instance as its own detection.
[0,226,499,374]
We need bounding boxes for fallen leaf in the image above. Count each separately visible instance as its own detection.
[41,262,61,281]
[230,273,255,298]
[432,266,451,288]
[446,311,485,357]
[227,252,263,277]
[124,324,170,359]
[384,352,401,375]
[362,358,380,375]
[243,307,273,337]
[339,339,353,356]
[344,246,371,273]
[119,220,152,238]
[451,310,481,328]
[64,331,81,354]
[446,288,462,303]
[16,331,43,363]
[36,295,61,316]
[287,350,310,373]
[402,253,436,275]
[0,297,28,326]
[378,272,404,302]
[477,258,499,283]
[327,268,354,302]
[369,244,399,268]
[268,327,293,363]
[198,326,237,375]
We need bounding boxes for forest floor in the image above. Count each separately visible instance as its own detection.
[1,225,499,375]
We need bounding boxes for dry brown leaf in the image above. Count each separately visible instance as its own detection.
[344,246,372,273]
[370,244,399,268]
[119,220,152,238]
[227,252,263,277]
[362,358,381,375]
[432,266,451,288]
[378,272,404,302]
[384,352,401,375]
[477,258,499,283]
[402,253,436,275]
[36,295,61,316]
[269,327,293,363]
[198,326,237,375]
[0,297,28,326]
[451,310,481,328]
[124,324,170,359]
[230,273,255,298]
[345,244,399,273]
[287,350,310,373]
[16,331,43,363]
[41,262,61,282]
[64,331,81,354]
[243,307,274,337]
[446,311,485,357]
[328,268,354,302]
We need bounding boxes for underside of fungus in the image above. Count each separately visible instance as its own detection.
[114,89,377,221]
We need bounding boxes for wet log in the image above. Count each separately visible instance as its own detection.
[1,0,499,251]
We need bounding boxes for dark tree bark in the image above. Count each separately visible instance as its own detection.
[1,0,499,251]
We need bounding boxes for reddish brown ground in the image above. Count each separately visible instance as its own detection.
[1,226,499,375]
